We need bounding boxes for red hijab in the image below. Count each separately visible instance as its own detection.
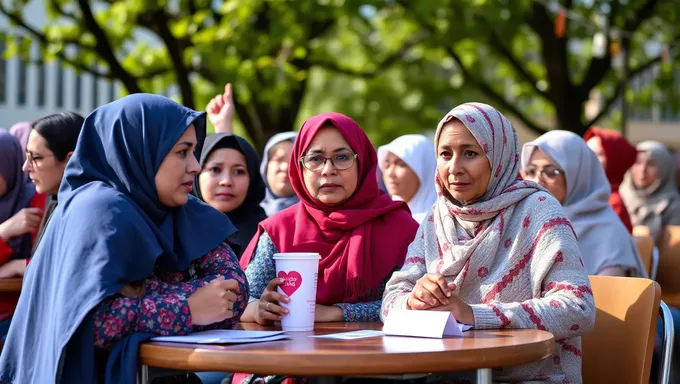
[240,113,419,305]
[584,127,637,232]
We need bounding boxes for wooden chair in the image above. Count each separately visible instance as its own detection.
[655,226,680,307]
[582,276,673,384]
[634,235,656,278]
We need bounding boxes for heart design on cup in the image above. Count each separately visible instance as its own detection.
[278,271,303,297]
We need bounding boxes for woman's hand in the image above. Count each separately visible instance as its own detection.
[0,259,27,279]
[315,304,344,322]
[425,295,474,325]
[206,83,234,134]
[188,276,240,326]
[407,273,452,310]
[255,278,290,325]
[0,208,43,242]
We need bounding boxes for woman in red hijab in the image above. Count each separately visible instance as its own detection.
[584,127,637,233]
[239,112,419,324]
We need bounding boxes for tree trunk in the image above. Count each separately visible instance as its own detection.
[239,78,308,155]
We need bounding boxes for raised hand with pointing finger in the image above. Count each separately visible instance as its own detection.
[206,83,235,134]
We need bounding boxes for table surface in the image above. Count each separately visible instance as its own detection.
[0,278,22,293]
[139,322,555,376]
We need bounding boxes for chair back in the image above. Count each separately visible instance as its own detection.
[582,276,661,384]
[634,235,654,277]
[656,226,680,306]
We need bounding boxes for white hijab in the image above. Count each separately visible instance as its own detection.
[522,130,646,276]
[378,134,437,223]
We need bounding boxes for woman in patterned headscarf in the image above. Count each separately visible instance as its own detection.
[382,103,595,383]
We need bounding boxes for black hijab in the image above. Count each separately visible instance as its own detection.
[195,134,267,256]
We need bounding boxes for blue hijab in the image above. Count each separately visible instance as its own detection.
[0,94,237,383]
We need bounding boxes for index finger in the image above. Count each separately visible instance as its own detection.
[427,274,451,297]
[224,83,232,99]
[215,278,240,293]
[266,277,284,292]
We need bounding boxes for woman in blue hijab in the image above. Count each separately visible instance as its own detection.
[0,94,249,384]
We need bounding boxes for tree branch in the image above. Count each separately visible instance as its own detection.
[444,46,549,135]
[309,32,428,78]
[0,5,115,78]
[143,9,195,108]
[585,52,668,128]
[75,0,142,93]
[580,0,660,95]
[398,1,548,134]
[48,0,78,21]
[624,0,660,33]
[487,30,549,99]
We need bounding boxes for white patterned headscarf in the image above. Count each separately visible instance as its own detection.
[434,103,540,224]
[425,102,560,279]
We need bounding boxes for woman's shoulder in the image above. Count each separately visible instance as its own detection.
[514,190,565,214]
[512,190,574,233]
[62,183,147,228]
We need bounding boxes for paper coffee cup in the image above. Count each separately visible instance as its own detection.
[273,253,321,331]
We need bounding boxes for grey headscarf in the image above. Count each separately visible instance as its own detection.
[522,130,646,276]
[259,131,299,216]
[8,122,31,152]
[620,141,680,242]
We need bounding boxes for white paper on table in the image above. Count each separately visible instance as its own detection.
[310,330,385,340]
[382,310,473,338]
[151,329,289,344]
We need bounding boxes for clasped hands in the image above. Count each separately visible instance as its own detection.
[407,273,474,325]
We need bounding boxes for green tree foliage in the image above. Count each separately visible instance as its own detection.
[394,0,680,136]
[2,0,679,150]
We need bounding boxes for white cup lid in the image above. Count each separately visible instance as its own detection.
[273,252,321,260]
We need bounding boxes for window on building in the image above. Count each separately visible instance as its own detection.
[107,80,115,103]
[17,62,27,105]
[74,72,82,109]
[0,40,6,104]
[56,61,64,108]
[91,74,99,109]
[36,59,46,107]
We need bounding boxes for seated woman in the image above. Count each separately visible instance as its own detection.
[240,112,419,325]
[0,113,85,282]
[382,103,595,383]
[0,94,248,384]
[378,134,437,223]
[620,141,680,243]
[196,133,268,256]
[0,132,45,338]
[204,83,298,218]
[0,131,43,263]
[522,130,646,277]
[583,127,637,233]
[260,132,299,216]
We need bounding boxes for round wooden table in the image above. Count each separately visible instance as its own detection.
[139,322,554,384]
[0,278,22,292]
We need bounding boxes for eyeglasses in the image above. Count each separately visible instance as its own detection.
[299,152,358,172]
[523,165,563,180]
[25,152,55,168]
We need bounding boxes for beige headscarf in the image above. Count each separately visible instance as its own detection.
[620,141,680,241]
